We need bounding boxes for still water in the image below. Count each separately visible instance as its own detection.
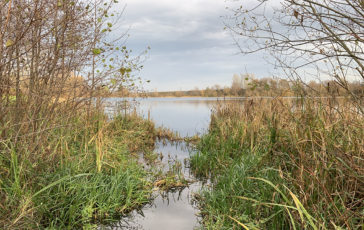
[106,97,235,136]
[104,97,242,230]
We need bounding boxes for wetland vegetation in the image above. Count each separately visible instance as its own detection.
[190,98,363,229]
[0,109,157,228]
[1,0,363,229]
[0,0,176,228]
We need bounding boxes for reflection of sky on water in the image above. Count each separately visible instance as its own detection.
[106,97,243,137]
[154,141,196,179]
[139,100,211,137]
[102,97,240,230]
[116,183,202,230]
[105,141,201,230]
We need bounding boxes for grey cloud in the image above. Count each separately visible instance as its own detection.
[114,0,271,91]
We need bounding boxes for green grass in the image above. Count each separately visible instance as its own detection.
[0,111,157,229]
[35,159,150,229]
[191,117,291,229]
[190,98,364,229]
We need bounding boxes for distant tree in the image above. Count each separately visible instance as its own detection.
[223,86,231,97]
[193,86,201,96]
[231,74,242,96]
[227,0,364,112]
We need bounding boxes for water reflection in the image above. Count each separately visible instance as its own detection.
[106,97,242,136]
[116,184,201,230]
[105,141,201,230]
[103,97,243,230]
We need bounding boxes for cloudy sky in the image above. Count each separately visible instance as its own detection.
[118,0,272,91]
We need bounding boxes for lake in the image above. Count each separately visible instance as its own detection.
[105,97,243,136]
[103,97,244,230]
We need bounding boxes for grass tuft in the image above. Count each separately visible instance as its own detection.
[191,97,364,229]
[0,110,157,229]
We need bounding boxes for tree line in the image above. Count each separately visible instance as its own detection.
[144,74,364,98]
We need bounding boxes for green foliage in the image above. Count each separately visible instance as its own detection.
[0,111,157,229]
[35,160,150,228]
[191,98,364,229]
[5,39,14,47]
[191,113,290,229]
[92,48,102,55]
[88,0,149,96]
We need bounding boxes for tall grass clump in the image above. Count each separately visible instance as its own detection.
[190,97,363,229]
[0,0,155,228]
[0,109,156,229]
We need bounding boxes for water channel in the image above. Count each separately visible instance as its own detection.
[103,97,242,230]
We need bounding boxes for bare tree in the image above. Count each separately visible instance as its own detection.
[0,0,146,151]
[226,0,364,111]
[1,0,92,141]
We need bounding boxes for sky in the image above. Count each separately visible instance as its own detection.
[117,0,273,91]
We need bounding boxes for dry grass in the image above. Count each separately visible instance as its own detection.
[0,107,157,229]
[191,97,363,229]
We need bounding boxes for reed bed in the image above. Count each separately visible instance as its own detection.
[190,97,363,229]
[0,109,156,229]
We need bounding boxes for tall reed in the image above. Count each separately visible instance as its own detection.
[191,97,363,229]
[0,108,156,229]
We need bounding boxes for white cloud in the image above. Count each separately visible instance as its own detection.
[112,0,271,91]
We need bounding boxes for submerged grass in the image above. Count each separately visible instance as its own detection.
[0,110,157,229]
[190,97,364,229]
[153,158,190,191]
[155,126,200,144]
